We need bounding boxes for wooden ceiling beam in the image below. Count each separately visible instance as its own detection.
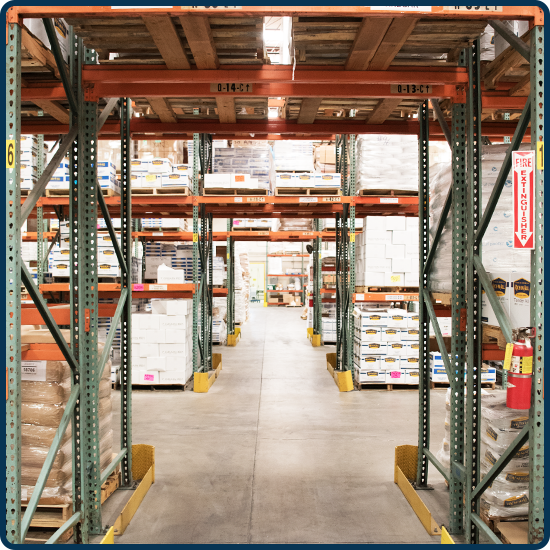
[147,98,177,123]
[297,98,323,124]
[216,97,236,123]
[345,17,392,71]
[369,18,419,70]
[142,15,191,70]
[179,15,220,69]
[366,98,402,124]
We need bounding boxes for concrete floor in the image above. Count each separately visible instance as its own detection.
[110,307,451,544]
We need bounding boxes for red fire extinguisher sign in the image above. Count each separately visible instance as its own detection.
[512,150,535,249]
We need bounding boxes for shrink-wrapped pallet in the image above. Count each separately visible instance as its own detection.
[20,332,114,504]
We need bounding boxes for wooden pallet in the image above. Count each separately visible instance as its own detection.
[25,527,74,544]
[232,227,272,232]
[101,471,121,504]
[46,187,119,197]
[355,285,419,293]
[431,381,496,390]
[132,186,190,196]
[483,324,507,350]
[480,511,529,543]
[357,189,418,197]
[355,382,419,391]
[431,292,452,306]
[275,187,341,196]
[21,503,72,530]
[203,187,269,196]
[131,383,187,390]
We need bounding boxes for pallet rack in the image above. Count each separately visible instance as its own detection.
[6,6,543,545]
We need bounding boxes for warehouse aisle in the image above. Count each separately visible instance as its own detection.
[111,308,446,544]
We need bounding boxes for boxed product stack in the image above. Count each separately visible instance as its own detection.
[97,161,121,194]
[232,218,279,230]
[275,172,341,189]
[132,299,193,384]
[21,330,112,504]
[213,256,226,286]
[273,141,314,172]
[278,218,313,231]
[355,215,419,287]
[430,352,497,385]
[208,142,274,191]
[46,156,70,191]
[314,144,336,173]
[50,222,70,277]
[318,218,363,231]
[97,232,121,278]
[137,140,185,167]
[428,145,532,315]
[353,307,420,385]
[239,250,251,322]
[356,135,419,193]
[20,135,42,191]
[322,318,337,343]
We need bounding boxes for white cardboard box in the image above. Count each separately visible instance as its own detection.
[392,231,408,245]
[366,230,392,245]
[159,343,187,357]
[157,264,185,284]
[387,342,405,356]
[384,272,405,286]
[405,272,419,286]
[386,370,405,383]
[141,370,159,384]
[380,356,401,370]
[145,329,166,344]
[231,174,250,187]
[204,173,231,187]
[165,328,185,343]
[147,356,166,372]
[385,217,406,231]
[366,216,386,231]
[139,343,159,357]
[392,258,412,272]
[159,372,188,384]
[382,328,401,342]
[387,308,408,328]
[364,272,386,286]
[386,244,405,259]
[159,315,186,330]
[166,300,189,316]
[365,244,387,258]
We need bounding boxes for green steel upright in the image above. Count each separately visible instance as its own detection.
[192,133,200,373]
[119,97,133,487]
[335,135,354,371]
[448,89,468,537]
[465,39,483,544]
[77,44,102,535]
[227,218,235,336]
[312,219,322,339]
[416,100,431,488]
[6,20,22,545]
[528,23,544,545]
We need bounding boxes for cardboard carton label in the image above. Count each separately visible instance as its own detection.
[492,277,507,297]
[21,361,47,381]
[364,357,377,364]
[407,357,419,364]
[504,495,529,507]
[384,357,396,364]
[368,343,381,349]
[513,278,530,298]
[510,416,529,429]
[486,425,499,441]
[505,472,529,483]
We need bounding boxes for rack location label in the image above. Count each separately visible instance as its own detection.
[210,83,253,93]
[512,150,535,249]
[391,84,432,94]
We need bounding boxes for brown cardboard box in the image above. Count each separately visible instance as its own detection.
[283,294,294,304]
[315,145,336,165]
[268,297,279,304]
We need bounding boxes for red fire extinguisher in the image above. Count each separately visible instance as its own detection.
[505,328,534,410]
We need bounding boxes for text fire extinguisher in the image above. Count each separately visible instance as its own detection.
[504,328,535,410]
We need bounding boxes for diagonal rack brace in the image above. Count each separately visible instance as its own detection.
[21,263,79,371]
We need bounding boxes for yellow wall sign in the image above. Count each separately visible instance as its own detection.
[537,142,544,170]
[192,233,198,242]
[6,140,15,169]
[350,233,355,242]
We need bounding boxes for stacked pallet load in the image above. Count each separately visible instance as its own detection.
[353,307,420,386]
[278,218,313,231]
[144,241,200,283]
[213,255,226,286]
[273,141,314,172]
[21,330,113,506]
[232,218,278,231]
[131,142,189,192]
[356,216,419,288]
[435,390,529,521]
[132,299,194,385]
[205,141,274,193]
[356,135,418,194]
[429,145,531,328]
[212,296,227,345]
[238,248,251,323]
[430,352,497,387]
[20,135,44,193]
[314,144,336,173]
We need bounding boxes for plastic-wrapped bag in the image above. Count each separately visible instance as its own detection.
[481,485,529,517]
